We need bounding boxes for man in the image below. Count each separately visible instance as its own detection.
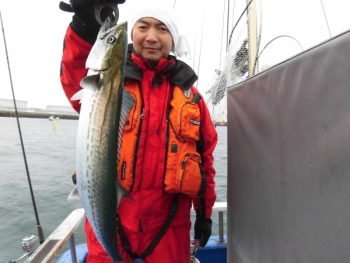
[60,1,217,262]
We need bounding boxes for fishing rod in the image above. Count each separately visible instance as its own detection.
[0,10,45,245]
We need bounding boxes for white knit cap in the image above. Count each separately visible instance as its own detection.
[131,7,192,60]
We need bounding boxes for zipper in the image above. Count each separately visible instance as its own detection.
[179,153,201,193]
[163,109,171,183]
[133,107,144,180]
[178,102,190,133]
[178,102,198,141]
[135,107,144,233]
[179,154,190,184]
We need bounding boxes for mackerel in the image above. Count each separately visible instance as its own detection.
[72,19,134,262]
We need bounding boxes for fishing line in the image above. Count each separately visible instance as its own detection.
[195,0,206,89]
[320,0,332,38]
[0,10,45,244]
[226,0,230,51]
[218,0,226,66]
[192,25,197,71]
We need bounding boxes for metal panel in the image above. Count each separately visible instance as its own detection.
[227,29,350,263]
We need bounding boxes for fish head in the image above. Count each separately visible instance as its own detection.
[86,19,128,73]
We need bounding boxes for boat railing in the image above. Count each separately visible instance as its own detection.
[214,202,227,244]
[192,202,227,245]
[24,208,85,263]
[24,202,227,262]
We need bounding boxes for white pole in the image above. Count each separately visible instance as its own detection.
[246,0,258,77]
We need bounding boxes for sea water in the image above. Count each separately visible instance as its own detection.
[0,117,227,262]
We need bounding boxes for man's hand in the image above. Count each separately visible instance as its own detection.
[69,0,125,27]
[59,0,126,44]
[193,216,212,248]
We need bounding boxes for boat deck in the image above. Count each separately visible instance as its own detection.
[56,236,227,263]
[23,203,227,263]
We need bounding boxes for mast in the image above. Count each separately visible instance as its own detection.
[246,0,258,77]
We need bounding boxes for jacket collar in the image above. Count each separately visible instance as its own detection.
[124,44,198,90]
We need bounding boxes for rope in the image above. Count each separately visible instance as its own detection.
[228,0,253,45]
[257,35,304,63]
[320,0,332,38]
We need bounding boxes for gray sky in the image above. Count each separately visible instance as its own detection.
[0,0,349,109]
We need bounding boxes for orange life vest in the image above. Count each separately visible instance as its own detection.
[117,80,206,198]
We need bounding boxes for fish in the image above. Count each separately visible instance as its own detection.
[71,18,134,262]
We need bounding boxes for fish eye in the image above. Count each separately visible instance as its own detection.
[107,35,117,44]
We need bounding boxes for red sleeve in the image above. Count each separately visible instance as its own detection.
[192,88,218,218]
[60,26,93,113]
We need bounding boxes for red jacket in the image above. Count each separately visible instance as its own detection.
[60,26,217,255]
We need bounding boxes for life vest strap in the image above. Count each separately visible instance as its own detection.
[117,194,179,259]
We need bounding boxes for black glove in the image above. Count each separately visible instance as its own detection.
[194,215,212,247]
[59,0,125,44]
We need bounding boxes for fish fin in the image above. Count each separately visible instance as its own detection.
[120,89,136,127]
[71,74,100,103]
[117,89,135,144]
[67,186,81,201]
[80,74,100,91]
[70,89,84,103]
[116,181,133,204]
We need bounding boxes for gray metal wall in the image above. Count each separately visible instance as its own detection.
[227,29,350,263]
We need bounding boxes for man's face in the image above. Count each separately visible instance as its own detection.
[132,17,173,63]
